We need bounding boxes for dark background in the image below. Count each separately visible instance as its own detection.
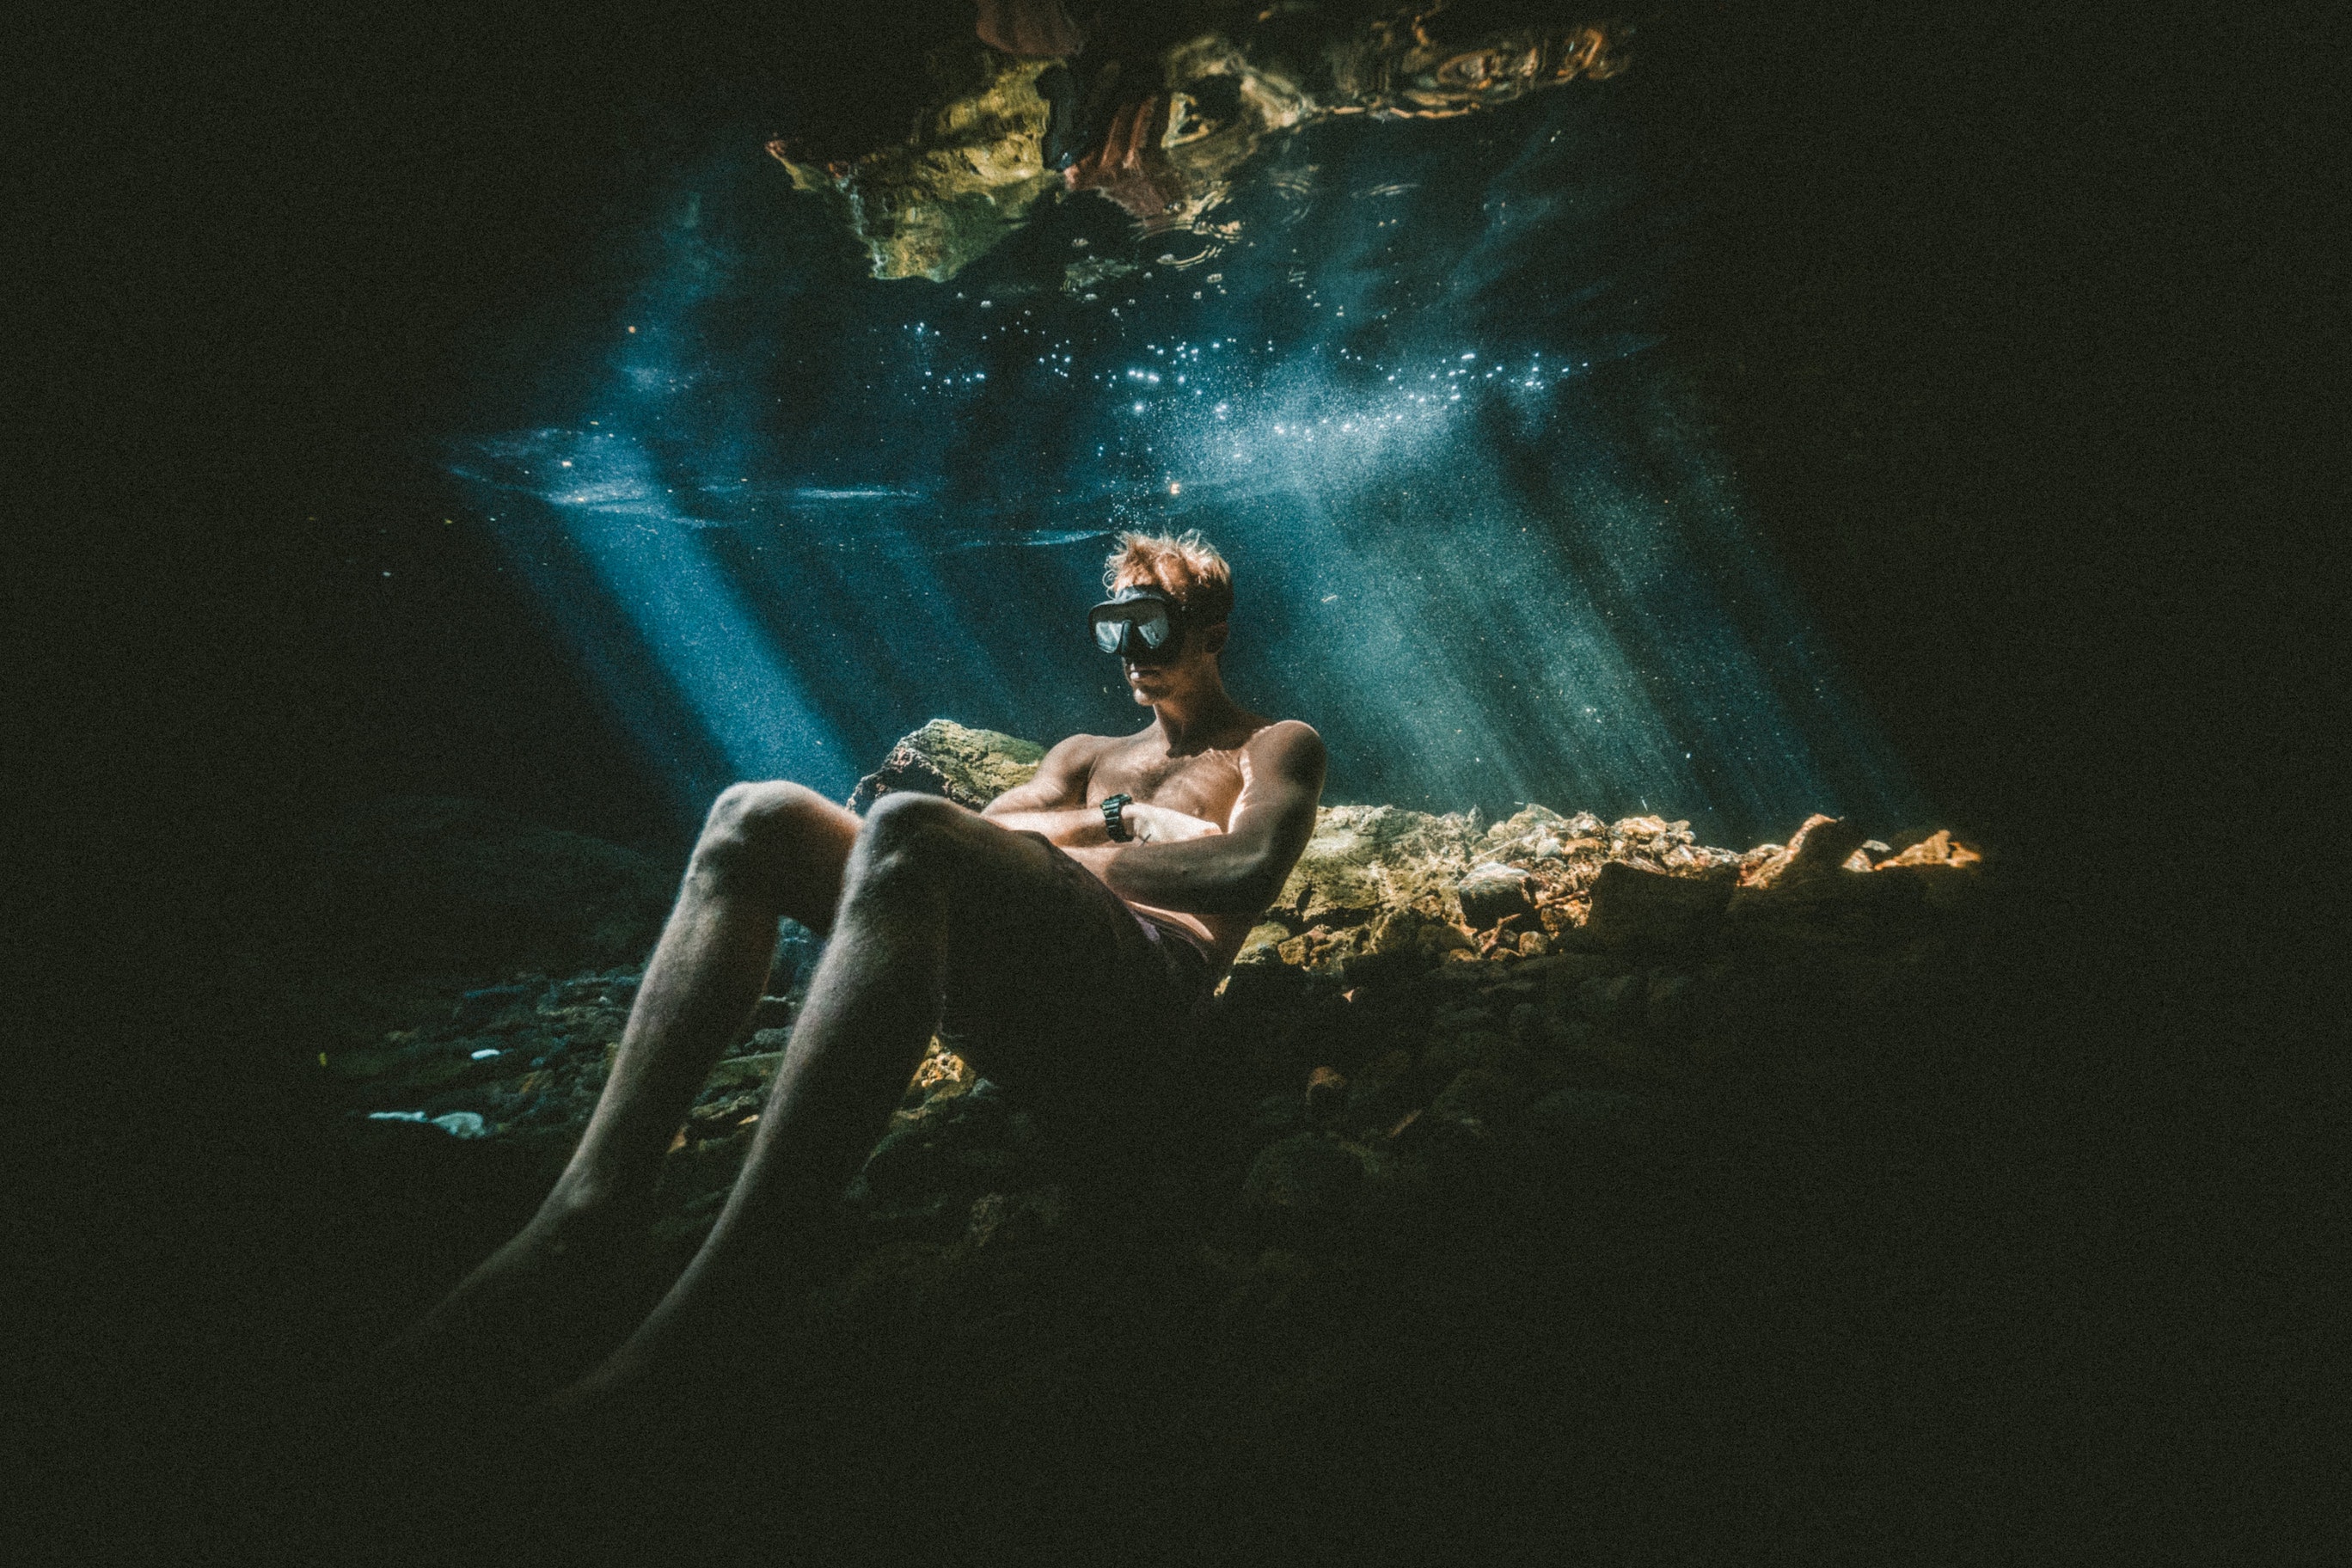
[12,0,2337,1556]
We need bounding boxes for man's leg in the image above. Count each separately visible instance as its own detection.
[382,780,857,1381]
[552,781,858,1216]
[549,790,1106,1407]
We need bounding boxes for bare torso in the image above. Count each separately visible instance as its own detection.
[1058,715,1298,965]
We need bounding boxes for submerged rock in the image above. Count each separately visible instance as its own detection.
[1738,812,1870,891]
[847,719,1048,812]
[1241,1132,1365,1220]
[1583,862,1733,950]
[1271,804,1487,933]
[1455,863,1539,932]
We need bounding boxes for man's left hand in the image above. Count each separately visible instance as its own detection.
[1124,802,1222,844]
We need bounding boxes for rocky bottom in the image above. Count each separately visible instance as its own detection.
[198,724,2026,1562]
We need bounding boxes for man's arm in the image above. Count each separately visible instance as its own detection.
[1097,721,1326,917]
[980,734,1111,843]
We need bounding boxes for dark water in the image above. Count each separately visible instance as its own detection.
[450,75,1919,844]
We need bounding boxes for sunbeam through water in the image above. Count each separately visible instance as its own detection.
[451,57,1919,846]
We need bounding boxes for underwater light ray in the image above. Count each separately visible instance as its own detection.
[1133,289,1717,818]
[1136,286,1860,831]
[1215,460,1599,813]
[1510,401,1835,822]
[1528,368,1920,827]
[1547,462,1812,824]
[1443,391,1785,812]
[461,428,857,799]
[1128,303,1876,830]
[715,511,1037,760]
[1408,481,1685,806]
[465,493,736,818]
[518,172,1051,782]
[1400,514,1680,810]
[1614,371,1922,825]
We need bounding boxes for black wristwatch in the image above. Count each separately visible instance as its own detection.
[1101,793,1135,842]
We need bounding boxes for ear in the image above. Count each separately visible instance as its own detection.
[1201,621,1230,658]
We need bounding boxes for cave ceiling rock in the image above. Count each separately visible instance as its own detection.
[767,4,1627,282]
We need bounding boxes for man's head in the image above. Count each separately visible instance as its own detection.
[1095,529,1233,707]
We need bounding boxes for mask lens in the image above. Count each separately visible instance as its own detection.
[1089,593,1178,657]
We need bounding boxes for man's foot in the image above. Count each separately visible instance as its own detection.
[367,1188,665,1412]
[532,1210,821,1436]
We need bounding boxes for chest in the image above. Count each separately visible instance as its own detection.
[1092,744,1246,821]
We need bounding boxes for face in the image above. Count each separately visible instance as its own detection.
[1113,586,1228,705]
[1121,626,1195,703]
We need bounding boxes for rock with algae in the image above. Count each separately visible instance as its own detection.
[847,718,1048,812]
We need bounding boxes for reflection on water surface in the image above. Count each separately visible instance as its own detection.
[769,2,1623,280]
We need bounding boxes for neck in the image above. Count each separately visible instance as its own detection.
[1149,677,1239,752]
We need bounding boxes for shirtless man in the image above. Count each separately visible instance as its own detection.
[387,530,1325,1412]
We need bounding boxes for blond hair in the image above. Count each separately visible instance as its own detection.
[1103,529,1234,624]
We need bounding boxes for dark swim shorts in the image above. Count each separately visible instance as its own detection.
[935,833,1222,1123]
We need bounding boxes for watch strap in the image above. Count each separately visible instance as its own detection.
[1101,793,1134,842]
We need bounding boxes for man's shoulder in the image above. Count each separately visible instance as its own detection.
[1021,732,1122,788]
[1249,716,1320,742]
[1246,717,1324,756]
[1039,731,1121,756]
[1242,718,1326,785]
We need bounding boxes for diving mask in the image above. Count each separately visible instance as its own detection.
[1087,585,1187,660]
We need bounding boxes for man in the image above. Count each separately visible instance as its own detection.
[388,529,1326,1411]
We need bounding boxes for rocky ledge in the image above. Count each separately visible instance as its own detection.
[318,720,1988,1338]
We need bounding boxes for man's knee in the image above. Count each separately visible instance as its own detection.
[693,780,834,887]
[847,791,977,896]
[855,789,971,854]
